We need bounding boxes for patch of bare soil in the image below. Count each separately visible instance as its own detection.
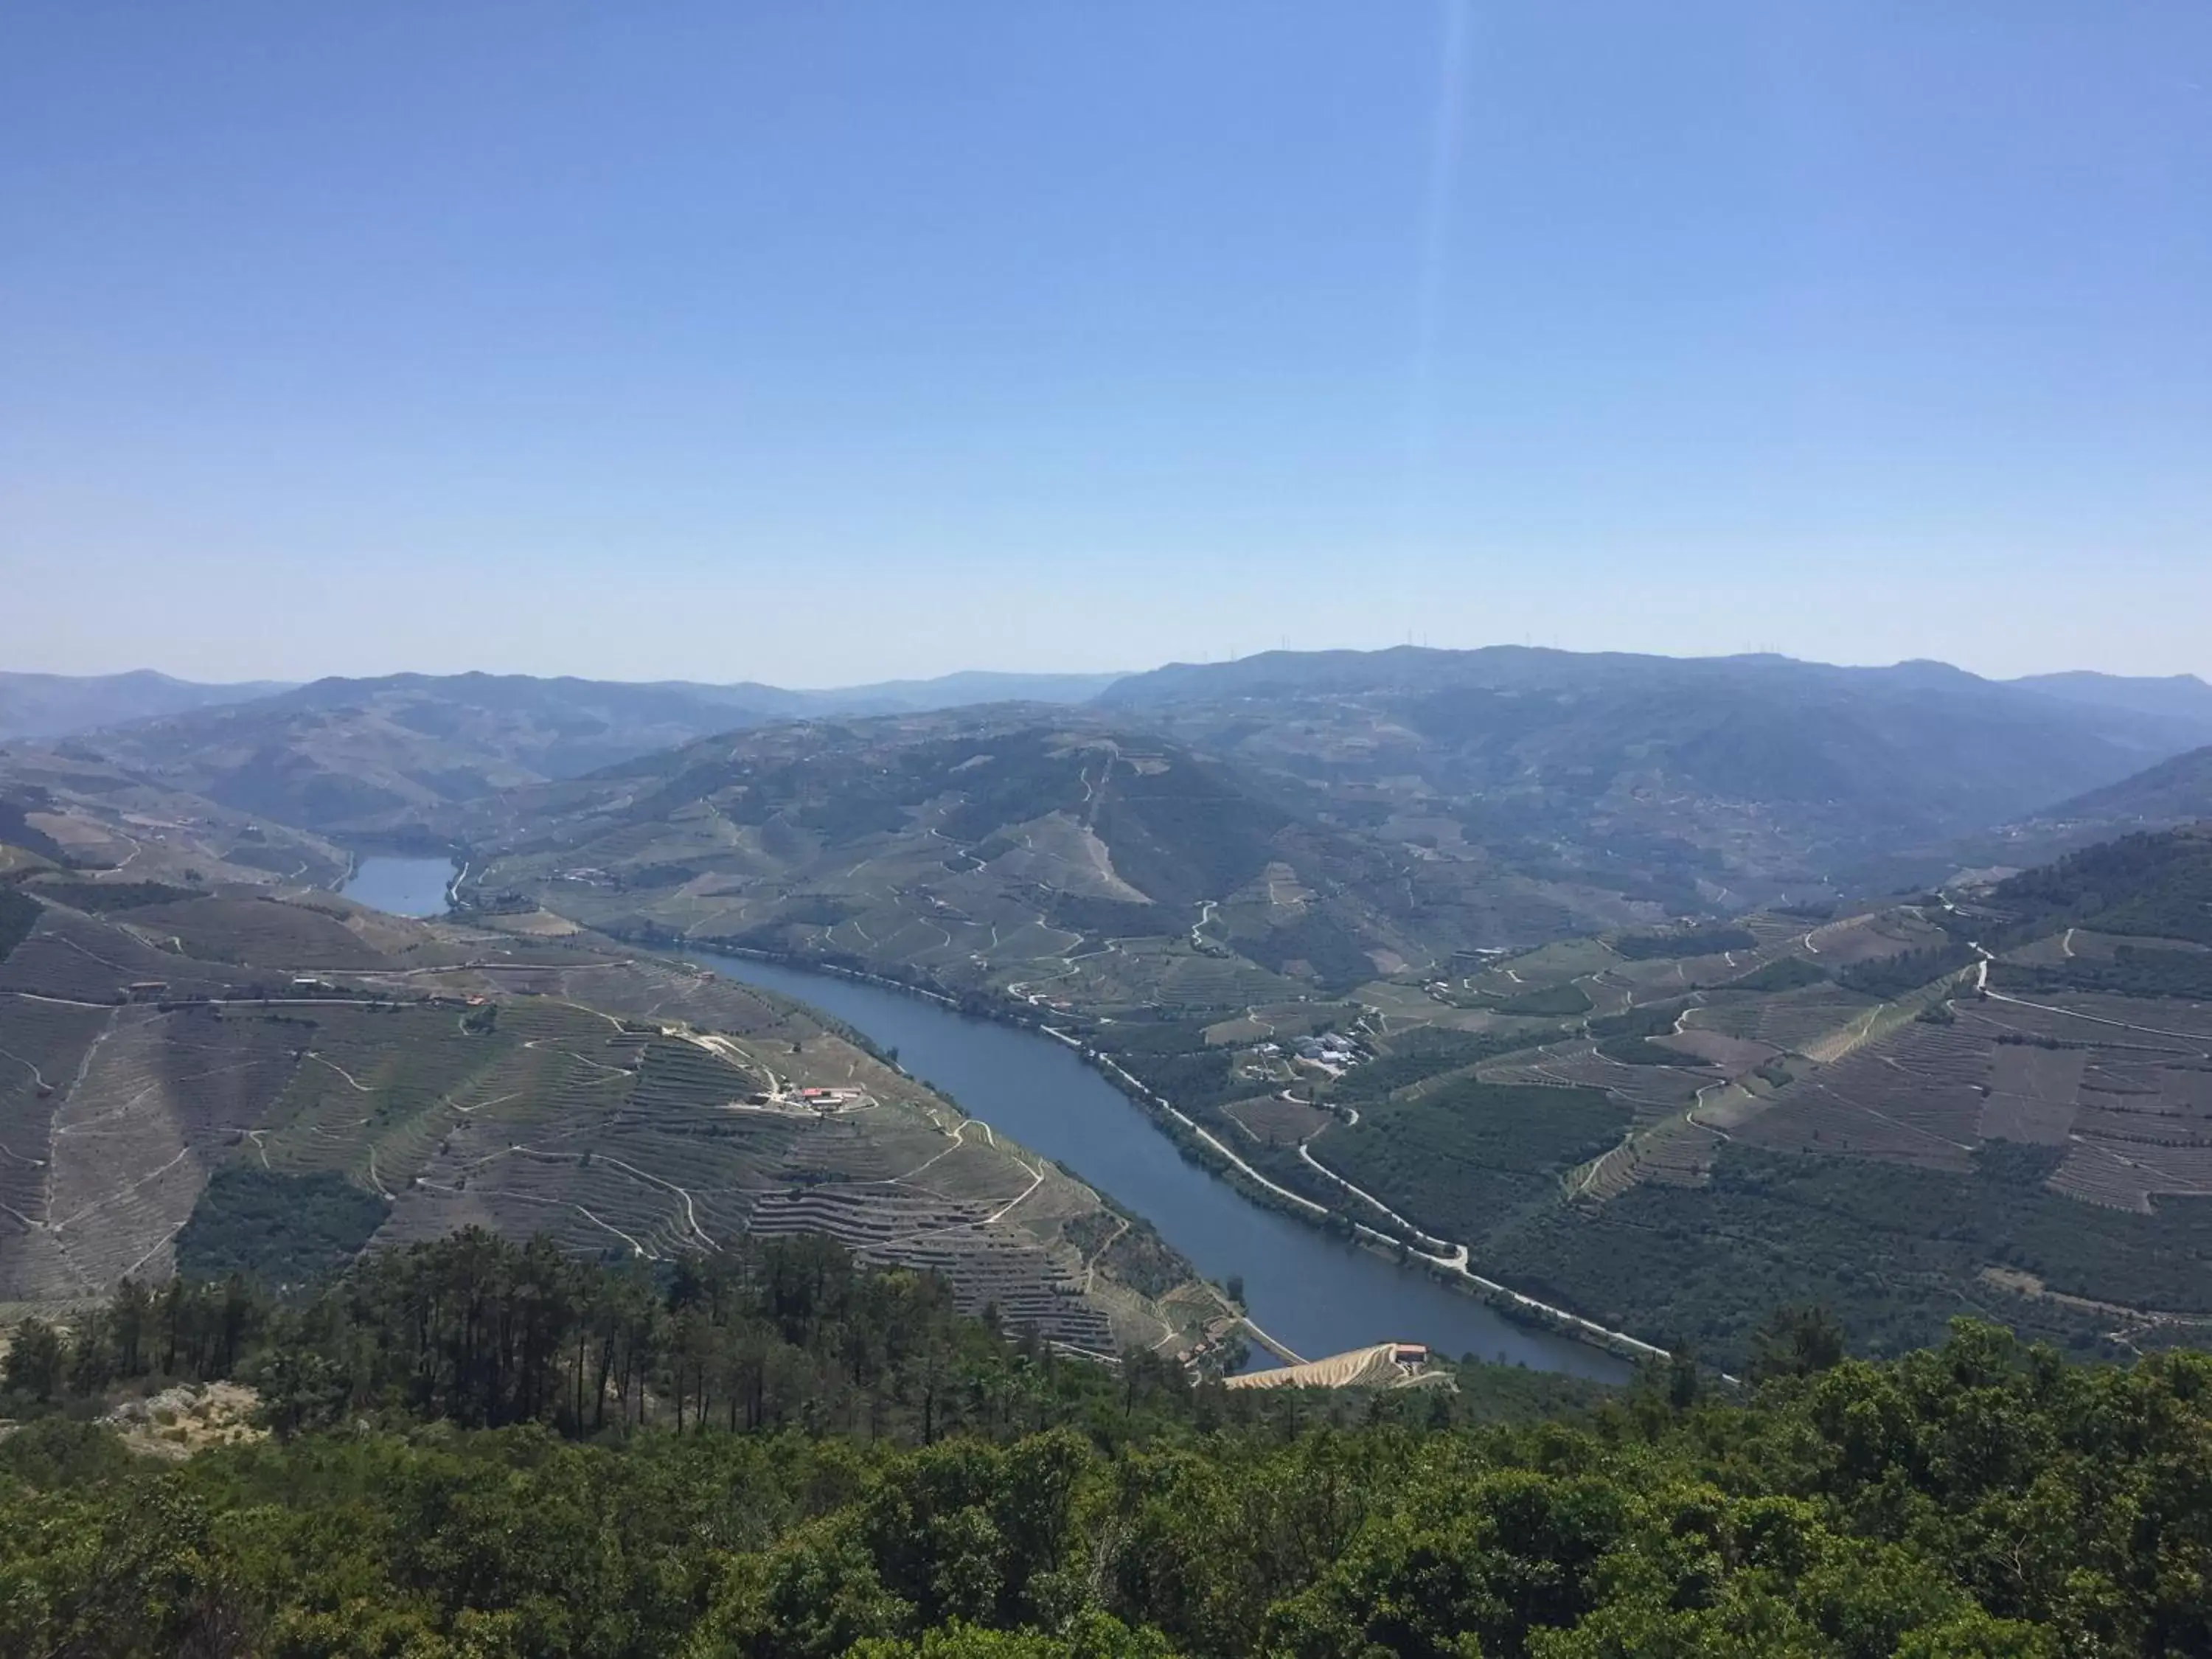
[102,1380,266,1459]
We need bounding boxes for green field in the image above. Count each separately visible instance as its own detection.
[1321,1081,1632,1248]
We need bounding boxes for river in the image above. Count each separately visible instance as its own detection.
[340,855,457,918]
[687,949,1629,1382]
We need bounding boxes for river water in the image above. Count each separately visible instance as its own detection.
[688,949,1629,1381]
[340,855,457,918]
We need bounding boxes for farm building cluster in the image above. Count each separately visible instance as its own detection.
[1255,1030,1364,1074]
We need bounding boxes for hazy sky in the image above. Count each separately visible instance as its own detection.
[3,2,2207,686]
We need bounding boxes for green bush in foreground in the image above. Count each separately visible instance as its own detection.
[5,1238,2212,1657]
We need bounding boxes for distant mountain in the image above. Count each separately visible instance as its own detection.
[2009,669,2212,727]
[453,656,2212,1009]
[73,673,790,833]
[456,709,1557,991]
[804,670,1125,712]
[0,669,290,740]
[55,649,2212,917]
[1099,646,2006,707]
[66,670,1127,836]
[2020,745,2212,833]
[1098,647,2212,903]
[0,745,349,886]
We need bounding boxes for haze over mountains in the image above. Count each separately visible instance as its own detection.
[1980,741,2212,870]
[10,641,2212,1385]
[1,669,1124,833]
[1105,648,2212,888]
[2007,669,2212,727]
[10,650,2211,913]
[0,669,293,741]
[0,667,1122,747]
[2041,745,2212,828]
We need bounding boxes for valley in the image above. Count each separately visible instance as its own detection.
[686,945,1629,1378]
[15,19,2209,1646]
[7,649,2212,1377]
[0,855,1220,1363]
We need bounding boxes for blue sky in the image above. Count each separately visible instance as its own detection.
[3,1,2206,685]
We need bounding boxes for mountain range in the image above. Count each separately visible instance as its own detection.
[15,651,2212,919]
[1101,648,2212,902]
[27,669,1122,835]
[0,667,1122,745]
[0,669,294,741]
[9,644,2212,1375]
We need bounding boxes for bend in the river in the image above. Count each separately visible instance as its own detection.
[686,949,1630,1382]
[333,857,1628,1381]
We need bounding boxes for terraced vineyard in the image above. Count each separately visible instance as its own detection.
[1076,843,2212,1368]
[0,745,352,889]
[15,711,2209,1376]
[1734,1015,1991,1169]
[0,992,115,1299]
[474,809,2212,1373]
[0,877,1218,1355]
[44,1006,302,1293]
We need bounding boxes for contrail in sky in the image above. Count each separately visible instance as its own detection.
[1394,0,1477,626]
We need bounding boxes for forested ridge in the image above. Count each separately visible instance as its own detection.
[4,1234,2212,1655]
[4,1231,1216,1448]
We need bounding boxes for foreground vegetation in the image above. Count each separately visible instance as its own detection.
[4,1231,2212,1655]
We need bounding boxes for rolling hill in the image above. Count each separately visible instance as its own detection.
[435,649,2212,1020]
[452,707,1658,1005]
[1006,824,2212,1369]
[1959,742,2212,874]
[0,859,1214,1353]
[0,669,290,740]
[19,647,2212,1379]
[1099,647,2212,908]
[2022,745,2212,835]
[0,744,350,888]
[62,669,1126,835]
[469,704,2212,1368]
[54,647,2212,919]
[2009,668,2212,726]
[1103,649,2209,811]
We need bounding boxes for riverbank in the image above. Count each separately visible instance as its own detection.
[1079,1036,1671,1368]
[669,938,1664,1373]
[336,852,463,920]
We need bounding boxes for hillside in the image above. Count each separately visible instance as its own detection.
[440,675,2212,1369]
[31,650,2212,1373]
[63,647,2212,915]
[0,669,291,742]
[1099,647,2212,908]
[2,1283,2206,1655]
[1961,745,2212,874]
[1078,825,2212,1368]
[449,647,2212,1012]
[2025,745,2212,832]
[1987,824,2212,951]
[455,709,1650,1005]
[64,670,1126,836]
[69,673,799,833]
[486,772,2212,1368]
[2011,668,2212,726]
[0,864,1216,1354]
[0,744,349,888]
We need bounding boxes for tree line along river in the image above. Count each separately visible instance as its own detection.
[342,855,1628,1381]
